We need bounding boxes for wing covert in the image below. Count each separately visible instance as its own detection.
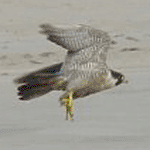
[40,24,111,52]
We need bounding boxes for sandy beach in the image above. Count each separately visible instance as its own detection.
[0,0,150,149]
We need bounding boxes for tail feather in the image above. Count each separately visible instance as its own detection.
[14,62,67,100]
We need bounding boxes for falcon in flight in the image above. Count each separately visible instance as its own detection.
[15,24,128,120]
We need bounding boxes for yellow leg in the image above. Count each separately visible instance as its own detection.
[62,91,74,120]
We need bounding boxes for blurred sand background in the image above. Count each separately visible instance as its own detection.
[0,0,150,149]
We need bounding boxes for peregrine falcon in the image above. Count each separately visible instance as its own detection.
[14,24,128,120]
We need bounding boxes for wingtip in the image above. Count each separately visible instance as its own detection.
[13,77,21,84]
[39,23,55,30]
[13,77,26,84]
[18,97,30,101]
[39,23,55,35]
[39,23,51,28]
[19,97,24,100]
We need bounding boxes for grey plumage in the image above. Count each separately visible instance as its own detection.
[15,24,127,106]
[40,24,111,99]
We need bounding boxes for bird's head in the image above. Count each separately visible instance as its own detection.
[110,70,128,86]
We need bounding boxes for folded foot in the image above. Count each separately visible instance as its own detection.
[62,91,74,120]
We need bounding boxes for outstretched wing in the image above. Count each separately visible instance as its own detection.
[40,24,112,83]
[14,62,66,100]
[40,24,111,53]
[14,62,63,84]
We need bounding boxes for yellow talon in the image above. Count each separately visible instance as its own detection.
[62,91,74,120]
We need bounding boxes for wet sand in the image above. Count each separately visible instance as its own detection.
[0,0,150,149]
